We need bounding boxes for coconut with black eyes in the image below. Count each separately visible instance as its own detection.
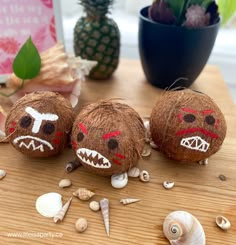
[5,91,74,157]
[71,100,145,176]
[150,90,227,162]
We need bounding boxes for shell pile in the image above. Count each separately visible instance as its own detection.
[73,188,95,201]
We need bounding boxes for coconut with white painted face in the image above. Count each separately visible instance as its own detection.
[5,91,74,157]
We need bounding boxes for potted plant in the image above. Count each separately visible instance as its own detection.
[138,0,220,89]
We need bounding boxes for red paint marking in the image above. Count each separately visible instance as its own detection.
[56,131,63,137]
[102,130,121,139]
[178,114,183,122]
[53,139,60,144]
[215,119,220,128]
[115,153,126,159]
[112,158,122,165]
[11,121,16,126]
[201,109,215,115]
[182,108,197,114]
[176,127,218,139]
[9,128,15,133]
[71,141,77,146]
[78,123,88,135]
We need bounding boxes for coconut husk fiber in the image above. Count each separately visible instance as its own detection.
[150,89,227,162]
[5,91,74,157]
[71,100,145,176]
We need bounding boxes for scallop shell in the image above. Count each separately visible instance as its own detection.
[111,172,128,189]
[58,179,72,188]
[100,198,110,236]
[75,217,88,233]
[139,170,150,182]
[216,215,231,230]
[89,201,100,212]
[128,167,140,178]
[120,198,140,205]
[36,192,62,218]
[73,188,95,201]
[163,211,205,245]
[163,181,175,190]
[0,169,6,179]
[53,197,73,223]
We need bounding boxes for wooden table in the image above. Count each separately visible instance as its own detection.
[0,59,236,245]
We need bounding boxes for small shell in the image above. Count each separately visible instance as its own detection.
[120,198,140,205]
[141,147,151,157]
[75,218,88,233]
[58,179,72,188]
[100,198,110,236]
[0,169,6,179]
[163,211,206,245]
[144,120,151,143]
[36,192,62,218]
[73,188,95,201]
[89,201,100,212]
[111,172,128,189]
[216,215,231,230]
[150,141,158,149]
[53,197,73,223]
[139,170,150,182]
[163,181,175,190]
[197,158,209,165]
[128,167,140,178]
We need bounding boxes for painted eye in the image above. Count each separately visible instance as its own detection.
[20,116,32,128]
[43,123,55,134]
[108,139,119,150]
[183,114,196,123]
[77,132,84,142]
[205,115,215,125]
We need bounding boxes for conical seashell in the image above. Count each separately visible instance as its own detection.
[89,201,100,212]
[139,170,150,182]
[163,211,205,245]
[163,181,175,190]
[100,198,110,236]
[73,188,95,201]
[120,198,140,205]
[128,167,140,178]
[53,197,73,223]
[0,169,6,180]
[216,215,231,231]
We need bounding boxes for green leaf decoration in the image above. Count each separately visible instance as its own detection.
[12,37,41,80]
[217,0,236,25]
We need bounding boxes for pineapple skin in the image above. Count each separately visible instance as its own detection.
[74,16,120,80]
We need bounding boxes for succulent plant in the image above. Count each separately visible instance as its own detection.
[148,0,220,27]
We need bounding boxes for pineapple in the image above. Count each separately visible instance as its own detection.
[73,0,120,80]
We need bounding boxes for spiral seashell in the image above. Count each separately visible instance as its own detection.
[163,211,205,245]
[120,198,140,205]
[128,167,140,178]
[111,172,128,189]
[53,197,73,223]
[100,198,110,236]
[89,201,100,212]
[139,170,150,182]
[73,188,95,201]
[216,215,231,231]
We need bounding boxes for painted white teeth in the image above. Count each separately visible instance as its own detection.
[180,136,209,152]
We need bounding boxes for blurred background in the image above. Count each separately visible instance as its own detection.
[59,0,236,103]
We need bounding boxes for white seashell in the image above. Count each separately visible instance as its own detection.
[75,217,88,233]
[144,120,151,143]
[139,170,150,182]
[100,198,110,236]
[58,179,72,188]
[216,215,231,231]
[197,158,209,165]
[73,188,95,200]
[163,181,175,190]
[128,167,140,178]
[111,172,128,189]
[89,201,100,212]
[141,147,151,157]
[36,192,62,218]
[150,141,158,149]
[163,211,205,245]
[53,197,73,223]
[120,198,140,205]
[0,169,6,179]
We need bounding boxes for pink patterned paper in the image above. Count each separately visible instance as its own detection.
[0,0,58,75]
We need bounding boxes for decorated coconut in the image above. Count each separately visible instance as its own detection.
[150,90,227,162]
[5,91,74,157]
[71,100,145,188]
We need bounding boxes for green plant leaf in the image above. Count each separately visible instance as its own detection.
[189,0,212,8]
[217,0,236,25]
[12,37,41,80]
[165,0,187,24]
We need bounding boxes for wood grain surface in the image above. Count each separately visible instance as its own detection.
[0,59,236,245]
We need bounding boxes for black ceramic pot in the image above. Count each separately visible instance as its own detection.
[138,6,220,89]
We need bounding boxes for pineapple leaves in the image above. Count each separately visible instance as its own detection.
[13,37,41,80]
[217,0,236,25]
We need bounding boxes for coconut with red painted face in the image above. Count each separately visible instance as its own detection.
[71,101,145,176]
[5,91,74,157]
[150,90,227,162]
